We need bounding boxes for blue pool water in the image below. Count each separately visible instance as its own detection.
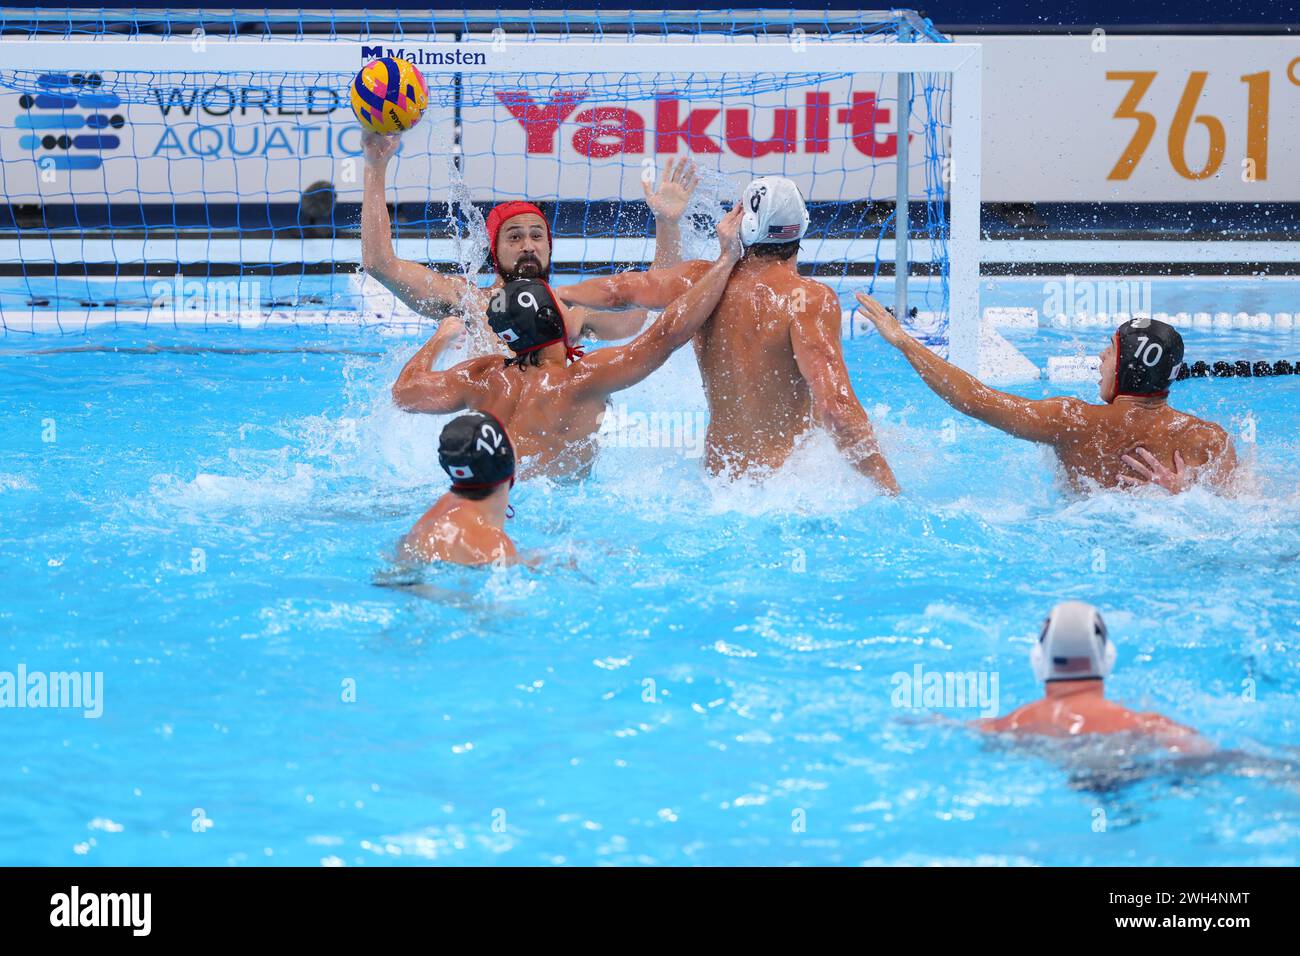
[5,273,1300,332]
[1,280,1298,866]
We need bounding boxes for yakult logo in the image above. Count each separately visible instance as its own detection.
[495,90,905,159]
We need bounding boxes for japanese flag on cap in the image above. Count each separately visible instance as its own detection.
[740,176,810,246]
[437,411,516,491]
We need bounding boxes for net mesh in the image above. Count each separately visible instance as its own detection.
[0,9,954,338]
[0,8,948,43]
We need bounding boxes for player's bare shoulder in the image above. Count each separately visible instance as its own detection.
[1032,391,1099,424]
[801,276,839,309]
[1167,409,1233,456]
[1192,415,1232,448]
[786,275,839,328]
[449,354,513,400]
[458,354,505,379]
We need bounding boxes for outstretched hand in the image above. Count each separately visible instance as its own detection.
[715,204,744,263]
[1119,447,1192,494]
[642,158,699,222]
[854,292,909,347]
[361,130,402,166]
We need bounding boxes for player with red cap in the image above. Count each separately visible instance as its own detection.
[360,131,698,350]
[482,200,554,283]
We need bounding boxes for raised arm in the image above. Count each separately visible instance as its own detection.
[791,289,900,495]
[571,206,742,397]
[557,159,703,321]
[362,132,473,318]
[855,292,1080,444]
[392,318,492,414]
[567,306,651,342]
[644,157,699,270]
[559,258,709,312]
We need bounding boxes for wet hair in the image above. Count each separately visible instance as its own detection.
[503,351,544,370]
[742,238,800,261]
[450,484,496,501]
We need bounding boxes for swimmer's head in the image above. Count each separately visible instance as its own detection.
[486,201,551,281]
[1099,317,1185,403]
[487,278,569,367]
[438,411,515,500]
[739,176,810,261]
[1030,601,1116,684]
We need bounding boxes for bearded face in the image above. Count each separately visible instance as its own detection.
[494,214,550,282]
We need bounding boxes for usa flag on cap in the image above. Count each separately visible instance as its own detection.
[766,223,802,240]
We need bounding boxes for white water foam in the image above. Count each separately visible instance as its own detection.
[0,473,33,493]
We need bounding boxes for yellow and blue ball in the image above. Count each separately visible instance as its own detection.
[350,57,429,134]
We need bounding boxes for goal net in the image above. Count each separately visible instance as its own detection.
[0,9,981,368]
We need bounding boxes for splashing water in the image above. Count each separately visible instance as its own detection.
[676,164,740,262]
[1,310,1299,865]
[442,129,490,286]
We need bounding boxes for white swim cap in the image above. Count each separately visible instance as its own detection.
[740,176,810,246]
[1029,601,1117,683]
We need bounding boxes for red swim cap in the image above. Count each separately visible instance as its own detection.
[485,201,550,266]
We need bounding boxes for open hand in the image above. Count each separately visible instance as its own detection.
[361,130,402,166]
[1119,447,1192,494]
[642,158,699,222]
[854,292,908,347]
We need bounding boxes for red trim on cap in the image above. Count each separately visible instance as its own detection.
[509,335,563,357]
[542,280,585,363]
[449,473,517,518]
[502,281,584,364]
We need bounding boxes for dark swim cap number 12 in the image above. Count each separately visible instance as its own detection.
[476,423,504,456]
